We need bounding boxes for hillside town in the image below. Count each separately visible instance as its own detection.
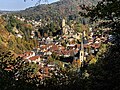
[14,16,112,79]
[1,0,120,89]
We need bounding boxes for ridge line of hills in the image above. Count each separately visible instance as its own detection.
[14,0,101,20]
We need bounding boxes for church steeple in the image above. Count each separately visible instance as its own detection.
[79,32,84,62]
[62,18,66,34]
[62,18,65,28]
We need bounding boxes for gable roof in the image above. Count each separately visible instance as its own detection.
[29,56,40,61]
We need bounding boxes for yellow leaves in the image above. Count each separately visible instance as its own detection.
[72,59,81,67]
[89,57,97,64]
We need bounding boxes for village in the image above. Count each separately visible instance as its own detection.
[16,16,113,80]
[0,0,120,89]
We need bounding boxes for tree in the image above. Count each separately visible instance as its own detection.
[0,51,41,90]
[80,1,120,89]
[89,0,119,20]
[86,42,120,90]
[83,0,120,31]
[0,51,85,90]
[24,0,48,5]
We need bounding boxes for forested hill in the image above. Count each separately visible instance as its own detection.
[16,0,100,20]
[0,15,36,54]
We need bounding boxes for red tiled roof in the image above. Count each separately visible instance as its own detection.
[4,65,14,71]
[43,67,49,74]
[50,45,59,51]
[94,43,101,48]
[40,45,47,50]
[91,43,101,48]
[84,44,89,48]
[24,51,33,56]
[88,39,93,42]
[61,50,70,55]
[29,56,40,61]
[76,44,80,48]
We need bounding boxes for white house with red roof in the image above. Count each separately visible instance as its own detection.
[24,51,35,59]
[28,56,41,64]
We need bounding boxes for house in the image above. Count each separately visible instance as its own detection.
[44,51,52,56]
[31,31,35,38]
[24,51,35,59]
[13,27,19,34]
[4,65,14,71]
[63,25,70,35]
[28,56,41,64]
[89,27,93,31]
[16,34,22,38]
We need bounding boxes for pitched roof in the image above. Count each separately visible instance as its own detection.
[91,43,101,48]
[29,56,40,61]
[24,51,34,56]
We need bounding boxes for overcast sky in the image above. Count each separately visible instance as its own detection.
[0,0,59,11]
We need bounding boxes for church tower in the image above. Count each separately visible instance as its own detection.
[62,18,65,28]
[79,32,84,62]
[62,19,66,34]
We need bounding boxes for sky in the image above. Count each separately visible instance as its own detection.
[0,0,59,11]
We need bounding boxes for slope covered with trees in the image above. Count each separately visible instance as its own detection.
[0,15,37,54]
[15,0,100,20]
